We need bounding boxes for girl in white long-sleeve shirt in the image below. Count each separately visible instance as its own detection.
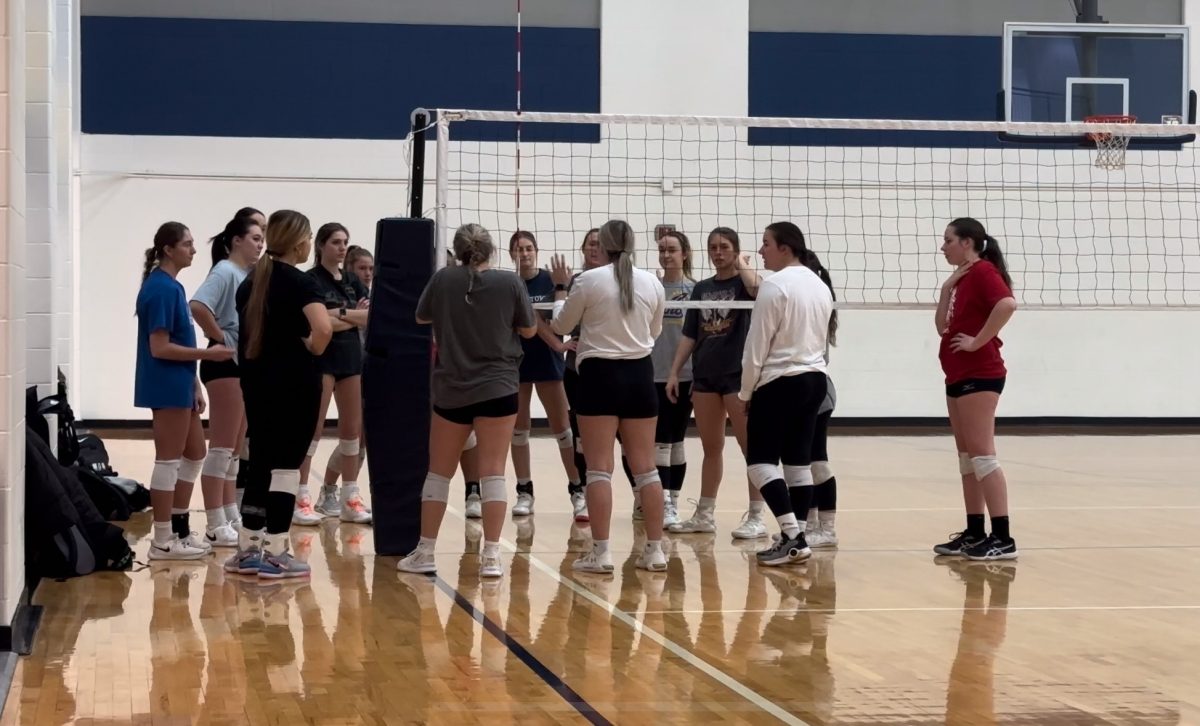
[550,219,667,573]
[739,221,834,567]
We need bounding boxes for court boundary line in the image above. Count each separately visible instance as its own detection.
[447,507,812,726]
[639,604,1200,615]
[430,575,614,726]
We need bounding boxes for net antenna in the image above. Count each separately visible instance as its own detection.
[514,0,523,235]
[1085,114,1136,170]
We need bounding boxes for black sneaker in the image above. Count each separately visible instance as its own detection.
[962,534,1018,561]
[933,530,987,557]
[756,533,812,566]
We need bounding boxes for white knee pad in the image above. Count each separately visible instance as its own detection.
[585,470,612,488]
[632,470,662,492]
[337,438,360,457]
[958,452,973,476]
[178,457,204,484]
[151,459,181,492]
[268,469,301,496]
[553,429,573,450]
[421,472,451,503]
[512,429,530,447]
[971,455,1001,480]
[202,447,234,478]
[811,461,834,484]
[479,475,506,503]
[307,439,319,458]
[654,443,672,468]
[463,431,477,451]
[670,442,686,466]
[225,457,240,482]
[747,463,783,490]
[783,465,814,488]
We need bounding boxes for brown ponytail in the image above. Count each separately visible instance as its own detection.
[244,210,312,360]
[949,218,1013,290]
[141,222,190,284]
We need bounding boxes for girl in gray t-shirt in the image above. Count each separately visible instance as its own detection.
[189,210,264,546]
[399,224,537,581]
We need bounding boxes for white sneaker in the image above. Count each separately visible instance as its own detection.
[636,544,668,572]
[570,491,589,522]
[572,548,614,573]
[205,523,239,548]
[339,493,373,524]
[315,485,341,517]
[397,545,437,574]
[663,496,680,528]
[669,505,716,534]
[806,526,839,548]
[148,536,208,561]
[479,552,504,578]
[513,491,535,517]
[464,493,483,519]
[292,496,323,526]
[181,531,213,552]
[731,510,769,540]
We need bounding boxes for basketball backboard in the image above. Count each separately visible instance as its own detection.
[1003,22,1191,124]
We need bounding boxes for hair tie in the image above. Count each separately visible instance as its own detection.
[981,238,988,252]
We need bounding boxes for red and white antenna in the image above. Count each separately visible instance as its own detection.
[514,0,523,235]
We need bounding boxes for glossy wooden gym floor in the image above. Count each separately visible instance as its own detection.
[2,433,1199,725]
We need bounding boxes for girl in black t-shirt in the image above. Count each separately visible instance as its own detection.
[295,223,373,528]
[505,231,582,520]
[665,227,766,538]
[227,209,332,579]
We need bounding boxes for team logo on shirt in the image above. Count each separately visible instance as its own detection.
[944,285,959,332]
[700,289,737,334]
[664,290,689,323]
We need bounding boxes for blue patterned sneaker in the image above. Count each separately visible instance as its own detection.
[224,546,263,575]
[258,550,312,579]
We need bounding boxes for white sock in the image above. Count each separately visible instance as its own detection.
[153,522,173,545]
[593,539,610,556]
[749,500,766,516]
[206,508,227,532]
[235,489,245,509]
[238,526,262,551]
[297,485,311,501]
[419,536,437,550]
[341,483,359,501]
[482,541,500,557]
[777,513,800,539]
[698,496,716,512]
[819,511,836,529]
[224,504,240,523]
[806,508,819,530]
[644,540,662,553]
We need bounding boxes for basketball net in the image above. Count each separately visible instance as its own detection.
[1086,114,1136,171]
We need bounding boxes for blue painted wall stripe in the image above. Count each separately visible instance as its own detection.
[81,16,600,141]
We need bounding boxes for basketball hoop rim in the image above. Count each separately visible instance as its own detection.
[1085,114,1137,141]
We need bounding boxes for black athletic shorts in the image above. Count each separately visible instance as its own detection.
[319,333,364,382]
[199,341,239,383]
[946,377,1006,398]
[433,393,520,425]
[577,356,657,419]
[692,370,741,396]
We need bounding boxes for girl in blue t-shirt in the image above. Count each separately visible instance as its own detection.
[504,231,581,520]
[136,222,234,561]
[189,209,264,549]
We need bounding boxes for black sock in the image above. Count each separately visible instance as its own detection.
[966,513,987,537]
[171,512,190,538]
[242,509,266,532]
[758,479,793,519]
[656,465,672,492]
[789,486,815,529]
[816,476,837,511]
[266,491,296,536]
[516,481,534,496]
[236,458,250,494]
[671,463,687,491]
[466,481,480,498]
[567,480,584,496]
[991,515,1010,540]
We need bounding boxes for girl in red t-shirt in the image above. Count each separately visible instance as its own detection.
[933,218,1019,561]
